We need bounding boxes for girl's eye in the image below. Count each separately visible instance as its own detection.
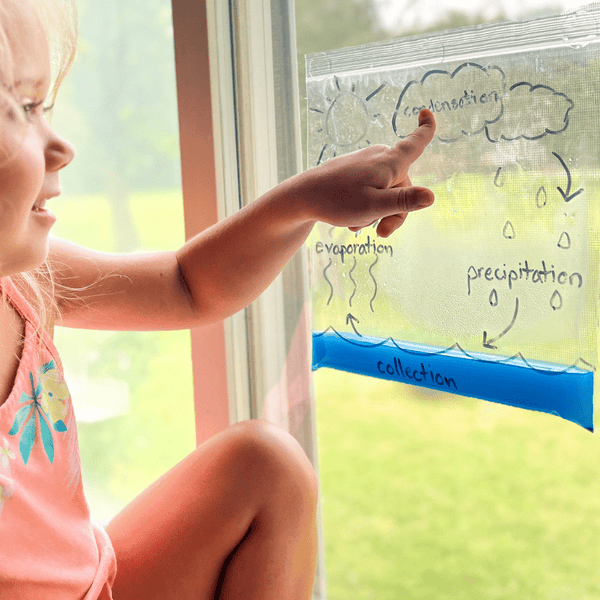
[22,100,52,117]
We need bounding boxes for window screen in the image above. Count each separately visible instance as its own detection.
[308,7,600,431]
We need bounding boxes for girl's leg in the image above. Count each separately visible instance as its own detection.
[105,419,319,600]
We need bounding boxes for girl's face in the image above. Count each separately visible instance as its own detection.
[0,1,74,277]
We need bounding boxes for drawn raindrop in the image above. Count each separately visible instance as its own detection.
[550,290,563,310]
[557,231,571,249]
[535,186,547,208]
[489,289,498,306]
[503,221,516,239]
[493,167,504,187]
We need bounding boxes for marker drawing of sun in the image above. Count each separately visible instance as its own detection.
[307,75,395,166]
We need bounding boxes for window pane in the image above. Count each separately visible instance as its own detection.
[296,1,600,598]
[50,0,195,527]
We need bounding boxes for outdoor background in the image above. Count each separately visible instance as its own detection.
[47,0,600,598]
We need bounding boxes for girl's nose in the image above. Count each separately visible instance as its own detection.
[45,129,75,172]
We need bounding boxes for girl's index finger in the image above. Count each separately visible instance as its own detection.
[393,108,436,164]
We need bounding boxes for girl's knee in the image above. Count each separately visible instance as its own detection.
[224,419,319,509]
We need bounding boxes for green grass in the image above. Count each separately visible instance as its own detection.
[315,369,600,599]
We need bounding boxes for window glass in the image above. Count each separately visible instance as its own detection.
[296,1,600,598]
[50,0,195,527]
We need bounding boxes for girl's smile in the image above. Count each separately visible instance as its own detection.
[0,0,74,278]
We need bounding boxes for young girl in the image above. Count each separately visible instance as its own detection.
[0,0,436,598]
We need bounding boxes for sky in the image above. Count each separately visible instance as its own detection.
[373,0,593,30]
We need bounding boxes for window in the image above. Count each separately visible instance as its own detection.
[51,0,195,526]
[297,1,600,599]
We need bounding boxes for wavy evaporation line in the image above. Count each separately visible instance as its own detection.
[369,254,379,312]
[323,259,334,306]
[314,330,596,375]
[348,257,357,308]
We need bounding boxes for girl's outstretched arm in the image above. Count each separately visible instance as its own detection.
[51,110,434,331]
[175,109,435,325]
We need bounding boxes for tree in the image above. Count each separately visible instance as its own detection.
[54,0,180,252]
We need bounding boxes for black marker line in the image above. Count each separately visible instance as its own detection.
[393,62,506,140]
[536,186,547,208]
[573,358,596,371]
[485,83,573,143]
[346,313,361,336]
[483,297,519,349]
[503,221,515,239]
[317,144,328,166]
[558,231,571,249]
[369,254,379,312]
[348,257,357,307]
[323,259,334,306]
[552,151,583,202]
[550,289,563,310]
[494,167,504,187]
[366,83,386,102]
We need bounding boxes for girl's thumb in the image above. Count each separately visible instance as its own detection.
[364,185,434,220]
[395,186,434,213]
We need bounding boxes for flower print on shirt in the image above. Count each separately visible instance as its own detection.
[0,439,15,518]
[0,438,15,469]
[39,363,70,425]
[0,472,15,517]
[8,361,69,466]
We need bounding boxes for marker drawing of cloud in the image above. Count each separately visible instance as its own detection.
[484,82,574,142]
[393,62,506,143]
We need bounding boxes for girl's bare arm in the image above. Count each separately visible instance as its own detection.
[53,110,435,331]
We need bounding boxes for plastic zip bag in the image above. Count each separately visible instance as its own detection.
[307,5,600,431]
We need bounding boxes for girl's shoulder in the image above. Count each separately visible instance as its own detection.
[1,275,61,365]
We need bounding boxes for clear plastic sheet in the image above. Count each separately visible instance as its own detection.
[307,6,600,431]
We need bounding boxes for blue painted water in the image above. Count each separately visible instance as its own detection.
[312,330,594,431]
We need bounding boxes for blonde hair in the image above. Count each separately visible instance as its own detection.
[0,0,78,356]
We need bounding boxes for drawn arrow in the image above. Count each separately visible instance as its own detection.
[483,297,519,349]
[552,152,583,202]
[346,313,361,337]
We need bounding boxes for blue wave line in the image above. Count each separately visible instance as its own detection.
[312,327,595,375]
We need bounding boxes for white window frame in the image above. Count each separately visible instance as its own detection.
[173,1,325,597]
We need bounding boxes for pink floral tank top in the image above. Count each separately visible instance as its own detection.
[0,277,117,599]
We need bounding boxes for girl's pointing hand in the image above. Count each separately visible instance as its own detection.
[292,108,436,238]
